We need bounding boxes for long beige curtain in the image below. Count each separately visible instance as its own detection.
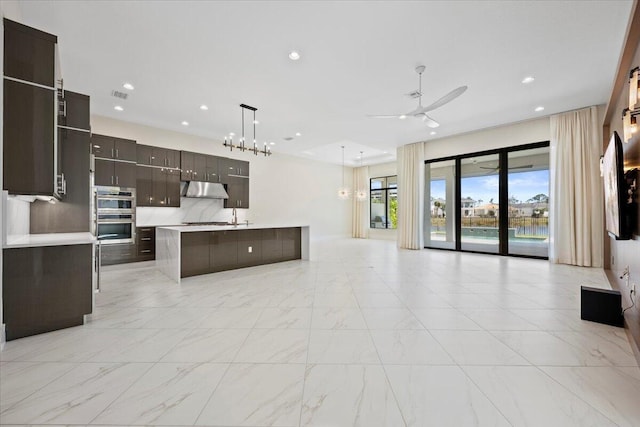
[352,166,369,238]
[550,106,603,267]
[397,142,425,249]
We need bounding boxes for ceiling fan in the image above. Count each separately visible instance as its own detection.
[367,65,467,128]
[479,164,534,174]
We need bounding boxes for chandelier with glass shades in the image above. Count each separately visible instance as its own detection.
[355,151,367,202]
[338,145,350,200]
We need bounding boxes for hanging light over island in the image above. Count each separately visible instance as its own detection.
[223,104,272,157]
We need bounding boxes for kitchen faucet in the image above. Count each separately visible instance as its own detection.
[232,207,238,225]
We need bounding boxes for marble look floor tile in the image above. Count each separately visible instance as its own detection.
[438,293,499,309]
[463,366,618,427]
[265,290,315,308]
[0,362,151,425]
[254,308,312,329]
[355,293,405,308]
[300,364,404,427]
[0,362,75,413]
[138,307,211,329]
[478,293,544,309]
[385,365,511,426]
[361,308,424,330]
[431,330,530,366]
[234,329,308,363]
[99,329,193,363]
[307,330,380,364]
[313,293,359,308]
[461,309,538,331]
[370,330,454,365]
[18,329,124,363]
[83,307,163,329]
[411,308,482,330]
[198,307,262,329]
[160,329,250,363]
[196,363,304,426]
[540,367,640,427]
[311,307,368,330]
[91,362,228,425]
[548,331,638,366]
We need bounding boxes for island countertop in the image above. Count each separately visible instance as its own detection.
[4,232,97,248]
[157,224,310,233]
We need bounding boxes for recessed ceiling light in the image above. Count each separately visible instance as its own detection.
[114,105,124,111]
[288,51,301,61]
[200,104,208,111]
[430,131,437,135]
[295,132,301,136]
[522,76,535,84]
[229,132,235,136]
[181,121,189,126]
[269,142,275,146]
[123,82,134,90]
[399,115,407,120]
[383,151,388,154]
[253,120,259,125]
[534,106,545,112]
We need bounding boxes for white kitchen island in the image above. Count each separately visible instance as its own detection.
[156,224,309,283]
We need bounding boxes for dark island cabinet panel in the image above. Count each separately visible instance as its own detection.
[137,227,156,261]
[4,18,56,87]
[3,79,55,195]
[2,244,92,341]
[181,231,211,278]
[210,230,238,272]
[281,227,302,261]
[237,229,262,267]
[261,228,283,264]
[100,243,137,266]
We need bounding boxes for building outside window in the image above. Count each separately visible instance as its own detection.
[370,176,397,229]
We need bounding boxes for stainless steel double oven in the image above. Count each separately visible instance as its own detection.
[94,186,136,244]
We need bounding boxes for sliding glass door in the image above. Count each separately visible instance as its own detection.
[425,160,456,249]
[460,154,500,254]
[424,141,550,259]
[507,146,550,257]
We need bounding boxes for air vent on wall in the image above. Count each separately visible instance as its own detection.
[111,90,128,100]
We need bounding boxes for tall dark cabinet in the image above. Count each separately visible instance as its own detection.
[3,19,59,197]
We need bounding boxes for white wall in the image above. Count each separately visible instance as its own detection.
[90,115,352,240]
[423,117,551,160]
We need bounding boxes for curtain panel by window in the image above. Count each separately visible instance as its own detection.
[550,106,603,267]
[352,166,369,238]
[397,142,425,249]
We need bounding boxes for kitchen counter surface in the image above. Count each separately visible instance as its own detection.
[4,232,97,248]
[158,223,309,233]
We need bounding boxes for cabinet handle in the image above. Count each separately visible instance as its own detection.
[149,155,152,164]
[140,228,151,232]
[141,237,151,241]
[111,148,114,158]
[115,176,119,185]
[111,176,114,185]
[140,249,151,253]
[115,148,119,158]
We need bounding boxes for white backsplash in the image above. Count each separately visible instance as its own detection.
[136,197,247,226]
[2,192,31,242]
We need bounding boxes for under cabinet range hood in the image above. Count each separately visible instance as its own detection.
[184,181,229,199]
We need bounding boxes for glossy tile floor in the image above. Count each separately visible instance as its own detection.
[1,238,639,426]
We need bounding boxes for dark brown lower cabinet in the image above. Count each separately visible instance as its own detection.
[210,230,238,272]
[2,244,93,341]
[181,231,210,277]
[100,243,137,266]
[179,228,301,278]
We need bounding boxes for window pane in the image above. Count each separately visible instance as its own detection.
[371,178,385,190]
[387,176,397,189]
[370,190,386,228]
[387,188,397,229]
[425,160,456,249]
[460,154,500,254]
[507,146,550,257]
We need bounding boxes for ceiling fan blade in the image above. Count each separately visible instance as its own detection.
[479,166,498,170]
[421,114,440,128]
[508,164,534,170]
[366,114,405,119]
[418,86,468,113]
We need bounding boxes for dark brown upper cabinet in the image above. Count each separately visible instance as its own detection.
[180,151,206,181]
[137,144,180,168]
[91,134,136,162]
[136,166,180,207]
[58,90,90,131]
[3,79,55,195]
[94,159,136,188]
[3,18,56,87]
[205,155,220,182]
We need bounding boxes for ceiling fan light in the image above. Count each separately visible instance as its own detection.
[399,115,407,120]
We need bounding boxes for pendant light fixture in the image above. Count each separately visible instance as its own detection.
[223,104,272,156]
[355,151,368,202]
[338,145,350,200]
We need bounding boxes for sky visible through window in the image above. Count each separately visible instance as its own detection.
[431,170,549,203]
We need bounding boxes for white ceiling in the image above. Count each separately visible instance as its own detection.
[13,0,633,166]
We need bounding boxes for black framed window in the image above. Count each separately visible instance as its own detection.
[424,141,550,259]
[370,176,397,229]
